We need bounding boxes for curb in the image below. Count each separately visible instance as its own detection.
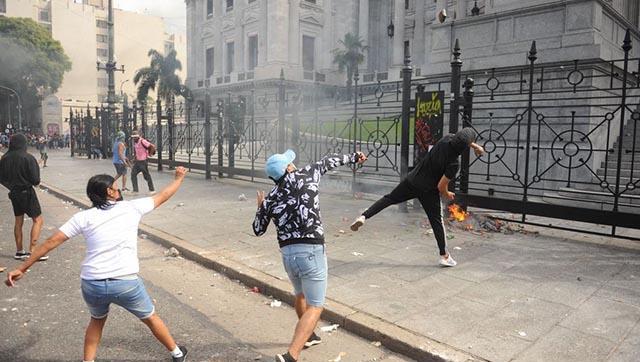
[38,182,485,362]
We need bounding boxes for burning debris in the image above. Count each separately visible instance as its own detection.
[445,203,529,234]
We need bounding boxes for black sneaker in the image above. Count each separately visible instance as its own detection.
[303,332,322,348]
[14,251,28,260]
[275,352,296,362]
[172,345,188,362]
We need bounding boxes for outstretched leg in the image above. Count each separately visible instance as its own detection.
[351,179,416,231]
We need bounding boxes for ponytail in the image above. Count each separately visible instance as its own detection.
[86,174,115,210]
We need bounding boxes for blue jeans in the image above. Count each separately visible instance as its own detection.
[81,277,155,319]
[280,244,327,307]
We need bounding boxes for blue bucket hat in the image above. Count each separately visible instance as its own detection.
[265,149,296,181]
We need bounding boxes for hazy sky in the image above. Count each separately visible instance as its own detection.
[114,0,186,34]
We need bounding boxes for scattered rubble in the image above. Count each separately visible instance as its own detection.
[321,324,339,333]
[269,300,282,308]
[238,194,247,201]
[164,247,180,257]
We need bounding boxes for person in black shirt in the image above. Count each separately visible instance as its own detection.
[0,134,48,261]
[350,128,484,267]
[254,149,367,362]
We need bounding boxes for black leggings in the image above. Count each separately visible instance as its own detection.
[362,179,447,255]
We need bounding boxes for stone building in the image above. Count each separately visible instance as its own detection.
[185,0,640,95]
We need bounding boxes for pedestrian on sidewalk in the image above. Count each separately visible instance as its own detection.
[0,133,47,261]
[350,127,484,267]
[37,136,48,168]
[130,130,156,194]
[112,131,130,191]
[5,166,190,362]
[253,149,367,362]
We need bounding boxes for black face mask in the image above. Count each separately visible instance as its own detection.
[116,189,124,202]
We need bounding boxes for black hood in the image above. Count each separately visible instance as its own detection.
[8,133,28,152]
[450,128,477,154]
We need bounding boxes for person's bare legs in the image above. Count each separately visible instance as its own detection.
[84,317,107,361]
[14,215,24,252]
[140,313,178,351]
[288,305,323,360]
[294,293,307,318]
[29,215,43,253]
[122,174,127,190]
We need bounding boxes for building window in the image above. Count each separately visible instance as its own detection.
[39,9,50,22]
[248,35,258,70]
[405,0,409,9]
[96,19,109,28]
[206,0,213,17]
[404,40,410,58]
[302,35,315,71]
[305,0,316,4]
[97,48,108,58]
[225,42,234,74]
[96,34,108,43]
[206,47,215,78]
[226,0,233,12]
[0,0,6,13]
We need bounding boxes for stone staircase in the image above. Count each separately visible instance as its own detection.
[543,119,640,213]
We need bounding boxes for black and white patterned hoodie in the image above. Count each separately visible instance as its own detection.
[253,153,360,248]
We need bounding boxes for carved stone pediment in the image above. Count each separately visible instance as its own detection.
[201,23,216,39]
[300,4,324,25]
[243,6,260,25]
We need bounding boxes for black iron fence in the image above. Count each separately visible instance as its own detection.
[68,29,640,238]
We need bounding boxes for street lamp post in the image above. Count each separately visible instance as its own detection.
[0,85,23,131]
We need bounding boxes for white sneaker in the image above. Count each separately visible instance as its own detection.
[439,254,457,267]
[350,215,366,231]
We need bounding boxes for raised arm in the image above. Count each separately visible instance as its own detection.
[5,231,69,287]
[152,166,188,208]
[307,151,367,175]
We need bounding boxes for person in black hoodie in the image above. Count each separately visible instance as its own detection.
[0,133,48,261]
[350,127,484,267]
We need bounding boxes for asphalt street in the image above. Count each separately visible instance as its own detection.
[0,191,411,362]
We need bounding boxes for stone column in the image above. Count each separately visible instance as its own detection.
[392,0,405,67]
[289,0,300,65]
[322,0,334,71]
[414,0,425,69]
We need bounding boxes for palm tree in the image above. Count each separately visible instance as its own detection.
[133,49,190,104]
[332,33,367,96]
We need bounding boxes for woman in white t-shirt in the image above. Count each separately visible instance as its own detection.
[5,167,190,362]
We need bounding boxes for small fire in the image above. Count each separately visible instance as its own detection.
[448,203,469,222]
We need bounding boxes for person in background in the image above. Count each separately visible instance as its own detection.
[112,131,130,191]
[130,130,155,195]
[0,133,47,261]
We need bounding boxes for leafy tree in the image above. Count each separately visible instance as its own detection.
[332,33,367,96]
[134,49,190,104]
[0,17,72,128]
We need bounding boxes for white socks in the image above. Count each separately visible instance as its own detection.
[170,346,183,358]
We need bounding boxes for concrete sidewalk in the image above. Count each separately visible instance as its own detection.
[30,149,640,361]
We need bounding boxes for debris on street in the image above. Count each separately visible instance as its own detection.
[321,324,339,333]
[164,247,180,257]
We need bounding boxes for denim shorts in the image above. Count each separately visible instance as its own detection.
[280,244,327,307]
[81,277,155,319]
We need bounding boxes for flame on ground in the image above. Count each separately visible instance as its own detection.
[448,203,468,222]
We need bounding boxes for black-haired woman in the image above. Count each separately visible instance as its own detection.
[5,167,190,362]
